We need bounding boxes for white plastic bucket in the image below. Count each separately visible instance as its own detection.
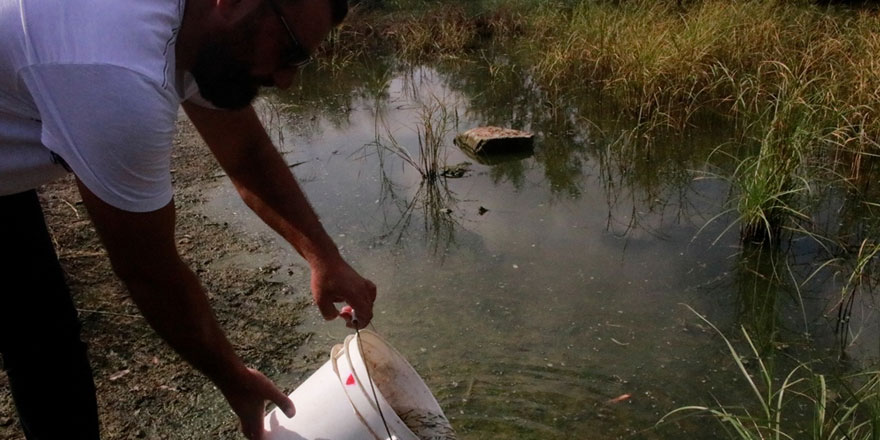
[264,330,449,440]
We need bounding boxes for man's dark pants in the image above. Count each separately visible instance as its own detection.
[0,190,100,439]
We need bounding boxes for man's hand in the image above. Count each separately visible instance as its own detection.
[220,368,296,440]
[312,260,376,329]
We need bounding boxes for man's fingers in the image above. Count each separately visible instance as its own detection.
[273,394,296,419]
[253,369,296,418]
[314,276,376,327]
[343,282,375,325]
[263,376,296,419]
[316,298,339,321]
[350,296,374,327]
[348,281,376,329]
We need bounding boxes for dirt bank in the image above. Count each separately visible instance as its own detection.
[0,116,320,439]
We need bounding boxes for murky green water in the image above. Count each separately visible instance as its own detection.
[203,55,879,439]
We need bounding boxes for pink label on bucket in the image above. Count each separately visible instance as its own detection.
[346,374,356,386]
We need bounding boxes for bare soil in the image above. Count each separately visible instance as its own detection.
[0,116,320,439]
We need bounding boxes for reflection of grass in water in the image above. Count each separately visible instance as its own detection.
[834,239,879,354]
[733,244,790,354]
[254,97,290,151]
[595,122,699,241]
[663,306,880,440]
[719,206,880,360]
[376,175,460,256]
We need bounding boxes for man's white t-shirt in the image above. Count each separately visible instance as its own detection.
[0,0,205,212]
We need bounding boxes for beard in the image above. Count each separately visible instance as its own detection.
[190,19,262,110]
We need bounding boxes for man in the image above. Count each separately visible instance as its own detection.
[0,0,376,438]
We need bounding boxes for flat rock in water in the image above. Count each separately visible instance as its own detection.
[454,127,534,156]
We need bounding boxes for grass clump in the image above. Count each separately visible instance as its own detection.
[368,92,458,181]
[517,0,878,244]
[524,1,879,136]
[664,307,880,440]
[337,1,529,61]
[728,62,825,243]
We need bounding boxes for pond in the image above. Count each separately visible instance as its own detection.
[202,54,879,439]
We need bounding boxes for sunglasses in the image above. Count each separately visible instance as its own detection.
[266,0,312,69]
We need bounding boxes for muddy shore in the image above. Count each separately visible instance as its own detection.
[0,116,321,439]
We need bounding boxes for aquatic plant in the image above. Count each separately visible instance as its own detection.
[733,245,786,353]
[662,306,880,440]
[369,87,458,182]
[357,77,463,254]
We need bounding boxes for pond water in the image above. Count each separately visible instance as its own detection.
[202,55,879,439]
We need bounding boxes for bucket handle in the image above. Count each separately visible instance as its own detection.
[341,335,379,412]
[331,344,343,360]
[330,338,386,440]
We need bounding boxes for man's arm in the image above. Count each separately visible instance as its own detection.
[181,101,376,327]
[76,181,295,440]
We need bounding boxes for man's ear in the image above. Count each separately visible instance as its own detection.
[214,0,264,26]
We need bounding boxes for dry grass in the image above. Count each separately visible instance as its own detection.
[338,0,880,242]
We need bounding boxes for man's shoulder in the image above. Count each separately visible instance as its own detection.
[21,0,186,88]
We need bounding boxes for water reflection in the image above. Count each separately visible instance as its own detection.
[285,52,720,228]
[198,51,880,439]
[374,170,462,256]
[734,244,788,353]
[436,53,592,198]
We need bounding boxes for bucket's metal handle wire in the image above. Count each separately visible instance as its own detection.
[352,312,395,440]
